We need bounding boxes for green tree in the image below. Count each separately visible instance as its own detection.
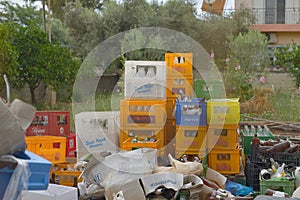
[8,25,79,104]
[275,42,300,87]
[224,30,270,101]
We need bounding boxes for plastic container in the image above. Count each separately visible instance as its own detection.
[166,76,193,98]
[244,161,268,191]
[120,128,165,156]
[260,176,295,196]
[207,98,240,125]
[175,126,207,159]
[175,98,207,126]
[0,150,52,199]
[208,145,240,174]
[26,111,70,136]
[75,111,120,161]
[165,53,193,77]
[207,124,239,149]
[194,79,225,100]
[120,99,166,129]
[66,134,76,157]
[241,125,275,155]
[250,144,300,166]
[25,136,66,164]
[125,79,166,99]
[122,138,160,151]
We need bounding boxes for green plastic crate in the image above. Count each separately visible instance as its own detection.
[260,177,295,196]
[241,129,275,155]
[194,79,225,100]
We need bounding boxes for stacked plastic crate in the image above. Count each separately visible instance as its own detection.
[164,53,195,158]
[120,61,167,156]
[207,98,241,174]
[175,98,207,159]
[25,111,72,163]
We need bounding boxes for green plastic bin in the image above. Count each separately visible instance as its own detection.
[260,177,295,196]
[194,79,225,100]
[241,129,275,155]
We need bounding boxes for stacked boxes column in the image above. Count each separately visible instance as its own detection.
[121,61,167,156]
[165,53,194,157]
[207,98,241,174]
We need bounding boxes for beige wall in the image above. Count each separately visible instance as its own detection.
[235,0,252,9]
[277,32,300,44]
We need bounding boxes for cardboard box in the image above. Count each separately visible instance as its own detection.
[21,184,78,200]
[105,178,145,200]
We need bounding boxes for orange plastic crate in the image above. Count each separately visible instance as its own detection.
[207,124,239,149]
[120,99,166,129]
[26,136,66,164]
[120,128,165,155]
[175,126,207,158]
[165,53,193,77]
[52,170,83,187]
[208,145,240,174]
[122,138,160,151]
[166,76,193,98]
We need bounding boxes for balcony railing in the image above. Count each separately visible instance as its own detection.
[200,8,300,24]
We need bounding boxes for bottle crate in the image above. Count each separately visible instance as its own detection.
[120,128,165,156]
[241,125,275,155]
[207,124,239,149]
[26,111,70,136]
[175,98,207,126]
[75,111,120,161]
[66,133,76,157]
[260,176,295,196]
[175,126,207,159]
[208,145,240,174]
[207,98,240,125]
[122,138,160,151]
[166,76,193,98]
[124,61,166,99]
[25,136,66,164]
[120,99,166,129]
[194,79,225,100]
[165,53,193,77]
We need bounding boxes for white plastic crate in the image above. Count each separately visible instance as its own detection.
[124,61,166,99]
[75,111,120,161]
[125,79,166,99]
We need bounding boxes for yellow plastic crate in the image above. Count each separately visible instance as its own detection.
[165,53,193,77]
[175,126,207,159]
[26,136,66,164]
[207,98,240,125]
[120,99,166,129]
[208,145,240,174]
[52,170,83,187]
[207,124,239,149]
[122,138,160,151]
[166,76,193,98]
[120,128,165,156]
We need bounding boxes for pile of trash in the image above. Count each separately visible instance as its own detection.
[75,149,254,200]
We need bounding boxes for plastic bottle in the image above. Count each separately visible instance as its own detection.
[250,125,256,136]
[136,67,146,77]
[174,57,178,64]
[273,163,285,178]
[257,125,263,136]
[270,157,279,172]
[146,67,155,77]
[263,125,271,136]
[244,125,249,136]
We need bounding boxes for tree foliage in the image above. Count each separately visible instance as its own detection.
[275,42,300,87]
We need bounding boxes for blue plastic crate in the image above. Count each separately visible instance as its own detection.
[0,150,52,199]
[175,98,207,126]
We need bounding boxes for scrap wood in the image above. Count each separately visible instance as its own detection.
[242,115,300,131]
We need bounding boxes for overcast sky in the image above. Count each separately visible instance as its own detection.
[7,0,235,11]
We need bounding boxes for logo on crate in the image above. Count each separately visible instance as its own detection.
[216,163,231,171]
[85,137,106,149]
[31,127,46,135]
[59,127,64,134]
[136,83,154,94]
